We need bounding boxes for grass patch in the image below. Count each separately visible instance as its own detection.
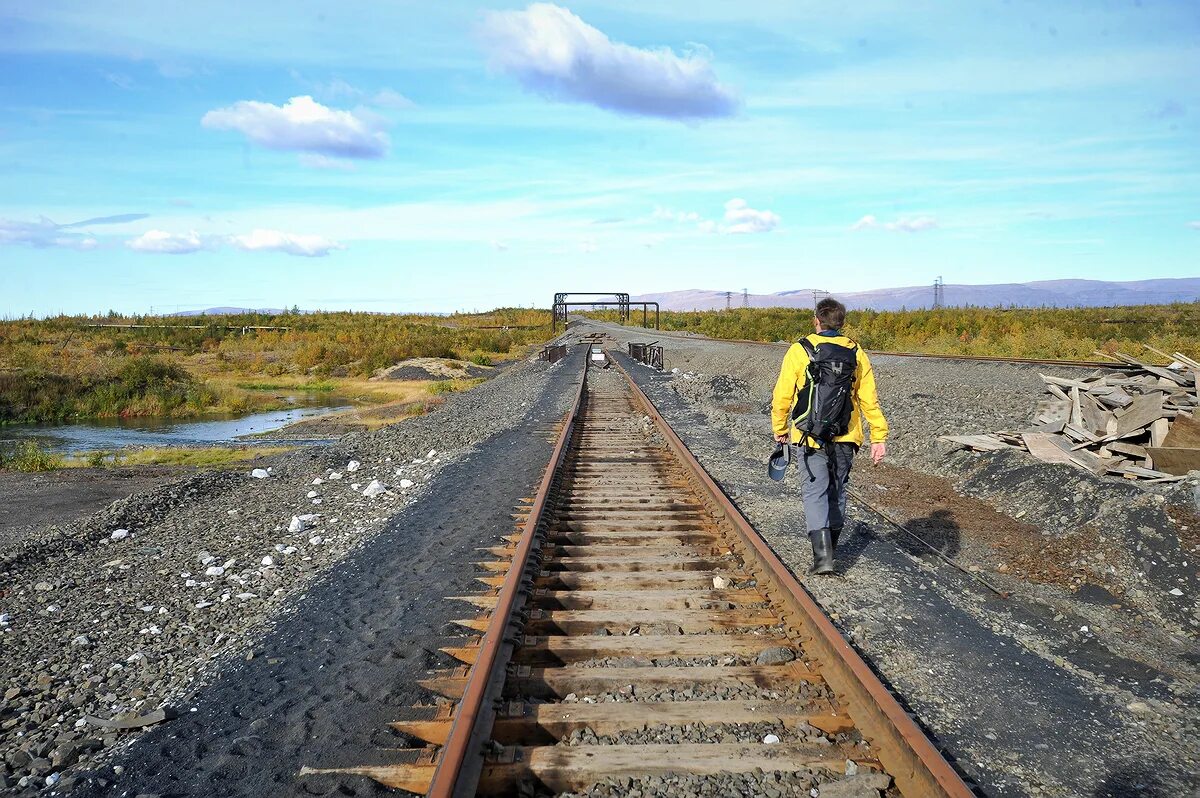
[73,445,295,468]
[428,378,485,395]
[0,441,65,472]
[236,379,337,392]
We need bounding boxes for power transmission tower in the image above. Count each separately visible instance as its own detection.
[742,288,748,307]
[933,276,945,310]
[725,291,732,310]
[812,289,830,309]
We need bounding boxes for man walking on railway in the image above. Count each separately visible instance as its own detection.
[771,297,888,575]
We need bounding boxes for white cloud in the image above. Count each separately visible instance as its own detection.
[852,214,938,233]
[0,216,116,250]
[126,230,206,254]
[373,88,414,110]
[229,229,344,257]
[1188,221,1200,230]
[490,239,509,251]
[652,206,700,223]
[480,3,738,119]
[298,154,357,171]
[201,95,388,159]
[720,198,780,235]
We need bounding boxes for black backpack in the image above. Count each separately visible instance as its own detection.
[790,337,858,443]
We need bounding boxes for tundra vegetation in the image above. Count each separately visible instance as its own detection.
[0,308,549,425]
[587,303,1198,362]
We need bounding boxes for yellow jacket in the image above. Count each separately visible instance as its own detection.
[771,332,889,448]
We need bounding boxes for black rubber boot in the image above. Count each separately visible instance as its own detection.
[806,528,835,575]
[830,527,842,550]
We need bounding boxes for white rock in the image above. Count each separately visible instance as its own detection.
[283,546,298,555]
[71,635,90,646]
[236,593,257,601]
[0,613,12,627]
[1079,625,1089,633]
[350,483,361,491]
[712,576,730,589]
[195,601,214,609]
[307,490,318,499]
[250,468,270,479]
[399,479,415,489]
[205,566,225,577]
[261,556,275,567]
[74,718,87,728]
[312,499,322,505]
[329,471,343,480]
[312,477,324,485]
[200,554,216,565]
[110,529,129,541]
[185,579,198,587]
[347,460,361,472]
[309,536,324,545]
[1169,587,1184,596]
[762,733,780,744]
[363,480,388,498]
[288,516,306,533]
[427,449,437,458]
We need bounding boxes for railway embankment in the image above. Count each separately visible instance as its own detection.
[1,324,1196,797]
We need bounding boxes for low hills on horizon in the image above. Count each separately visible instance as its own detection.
[633,277,1200,312]
[162,277,1199,317]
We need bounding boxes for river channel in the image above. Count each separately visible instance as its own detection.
[1,398,350,454]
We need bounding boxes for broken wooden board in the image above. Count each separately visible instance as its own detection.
[1112,393,1164,437]
[939,434,1010,452]
[1164,414,1200,448]
[1021,433,1076,465]
[1144,447,1200,476]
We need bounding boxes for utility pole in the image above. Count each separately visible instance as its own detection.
[933,276,945,310]
[725,291,732,311]
[742,288,748,307]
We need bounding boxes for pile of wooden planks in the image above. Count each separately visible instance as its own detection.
[941,347,1200,483]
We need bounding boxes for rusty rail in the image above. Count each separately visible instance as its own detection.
[424,361,589,798]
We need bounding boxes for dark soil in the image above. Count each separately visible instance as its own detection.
[0,467,187,556]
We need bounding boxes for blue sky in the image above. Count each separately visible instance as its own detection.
[1,1,1197,316]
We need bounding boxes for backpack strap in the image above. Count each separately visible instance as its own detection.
[798,337,817,359]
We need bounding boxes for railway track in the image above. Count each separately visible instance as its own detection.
[302,353,973,797]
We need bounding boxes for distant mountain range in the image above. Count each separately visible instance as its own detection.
[633,278,1200,312]
[169,307,290,316]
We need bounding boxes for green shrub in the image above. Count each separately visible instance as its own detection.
[0,441,64,472]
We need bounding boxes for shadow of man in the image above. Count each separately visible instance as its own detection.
[1092,763,1169,797]
[901,508,962,560]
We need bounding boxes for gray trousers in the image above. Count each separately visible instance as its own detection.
[795,443,856,533]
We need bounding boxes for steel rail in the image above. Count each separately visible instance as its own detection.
[424,360,589,798]
[612,355,976,798]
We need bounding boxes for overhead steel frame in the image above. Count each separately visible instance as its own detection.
[551,294,659,332]
[552,293,630,330]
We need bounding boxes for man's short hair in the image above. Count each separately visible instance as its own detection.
[814,298,846,330]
